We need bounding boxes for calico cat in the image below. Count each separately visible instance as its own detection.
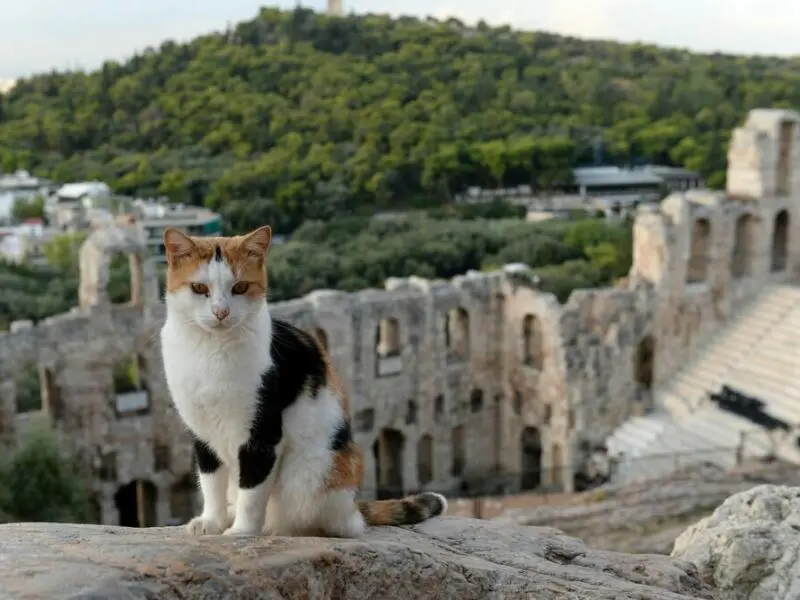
[159,225,447,537]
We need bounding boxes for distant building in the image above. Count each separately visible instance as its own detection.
[132,200,222,261]
[0,218,54,263]
[454,164,704,217]
[46,181,112,230]
[0,170,53,223]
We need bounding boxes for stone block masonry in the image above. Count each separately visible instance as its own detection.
[1,107,799,527]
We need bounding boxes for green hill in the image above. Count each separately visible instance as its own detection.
[2,8,800,233]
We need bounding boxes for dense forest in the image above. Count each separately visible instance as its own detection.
[2,8,800,233]
[0,211,632,328]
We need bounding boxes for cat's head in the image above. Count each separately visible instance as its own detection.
[162,225,272,332]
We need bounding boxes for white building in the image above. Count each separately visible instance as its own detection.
[46,181,112,230]
[131,200,222,262]
[0,170,53,223]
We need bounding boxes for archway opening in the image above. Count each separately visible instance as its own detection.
[731,214,756,279]
[417,435,433,486]
[522,314,544,369]
[777,120,794,196]
[687,218,711,283]
[114,479,157,527]
[444,307,470,359]
[373,428,405,500]
[771,210,789,272]
[520,427,542,491]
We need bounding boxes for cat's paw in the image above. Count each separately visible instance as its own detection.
[186,516,226,536]
[223,524,260,536]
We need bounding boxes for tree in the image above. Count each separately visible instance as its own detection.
[0,8,791,234]
[0,424,94,523]
[11,195,45,222]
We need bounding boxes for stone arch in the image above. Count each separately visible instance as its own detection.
[513,390,523,415]
[417,434,433,486]
[470,388,483,413]
[78,216,149,308]
[551,443,564,488]
[731,213,757,279]
[405,399,418,425]
[40,366,64,422]
[771,209,789,272]
[114,479,157,527]
[777,120,794,196]
[520,427,542,491]
[634,335,655,390]
[451,425,465,477]
[444,307,470,359]
[113,354,150,417]
[522,314,544,369]
[434,395,445,423]
[375,317,402,377]
[153,441,171,472]
[492,395,502,472]
[687,218,711,283]
[169,473,197,525]
[373,428,405,499]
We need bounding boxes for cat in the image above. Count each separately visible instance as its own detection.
[159,225,447,537]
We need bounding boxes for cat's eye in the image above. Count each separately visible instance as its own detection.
[231,281,249,295]
[191,283,209,296]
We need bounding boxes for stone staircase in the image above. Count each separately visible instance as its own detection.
[607,284,800,484]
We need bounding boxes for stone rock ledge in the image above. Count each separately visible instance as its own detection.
[672,484,800,600]
[0,517,712,599]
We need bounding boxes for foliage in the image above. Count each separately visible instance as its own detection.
[0,215,633,326]
[2,9,797,233]
[11,195,45,222]
[0,425,94,523]
[42,232,86,271]
[15,366,42,413]
[113,358,139,394]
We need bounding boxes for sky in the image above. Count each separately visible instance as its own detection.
[2,0,799,81]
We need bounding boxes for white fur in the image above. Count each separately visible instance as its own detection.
[161,257,365,537]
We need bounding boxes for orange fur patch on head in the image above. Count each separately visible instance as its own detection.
[163,226,272,296]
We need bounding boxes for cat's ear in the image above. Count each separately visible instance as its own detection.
[163,228,197,261]
[240,225,272,258]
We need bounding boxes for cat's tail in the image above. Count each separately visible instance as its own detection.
[357,492,448,526]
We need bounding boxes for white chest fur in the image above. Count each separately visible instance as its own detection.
[160,311,272,463]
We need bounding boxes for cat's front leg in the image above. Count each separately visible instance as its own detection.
[224,442,277,536]
[187,439,230,536]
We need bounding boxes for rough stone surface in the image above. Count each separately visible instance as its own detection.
[672,484,800,599]
[492,461,800,555]
[0,517,713,600]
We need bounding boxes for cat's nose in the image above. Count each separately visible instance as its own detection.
[213,307,230,321]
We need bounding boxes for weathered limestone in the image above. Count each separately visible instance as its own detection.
[0,107,799,527]
[672,484,800,599]
[0,517,713,599]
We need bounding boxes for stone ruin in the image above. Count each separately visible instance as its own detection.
[0,107,798,527]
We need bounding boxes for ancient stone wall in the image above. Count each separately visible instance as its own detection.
[1,108,799,527]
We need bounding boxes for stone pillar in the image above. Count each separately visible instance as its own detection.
[0,379,15,444]
[129,253,142,307]
[100,487,117,525]
[156,483,171,525]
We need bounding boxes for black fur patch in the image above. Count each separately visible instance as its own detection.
[237,318,329,489]
[330,419,352,452]
[401,500,427,524]
[194,437,222,474]
[214,244,223,261]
